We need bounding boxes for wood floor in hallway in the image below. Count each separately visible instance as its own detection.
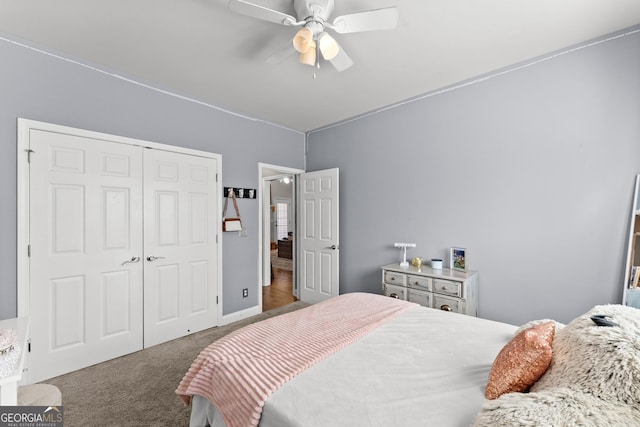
[262,267,296,311]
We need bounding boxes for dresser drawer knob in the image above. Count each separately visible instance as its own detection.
[389,293,399,299]
[390,277,395,281]
[440,304,452,312]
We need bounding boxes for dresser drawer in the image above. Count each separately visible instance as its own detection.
[433,295,462,313]
[407,287,431,307]
[406,274,431,291]
[432,279,462,297]
[384,283,406,300]
[382,264,478,317]
[384,271,406,286]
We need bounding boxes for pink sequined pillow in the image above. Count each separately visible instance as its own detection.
[485,321,555,400]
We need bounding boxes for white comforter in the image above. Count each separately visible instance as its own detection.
[191,306,516,427]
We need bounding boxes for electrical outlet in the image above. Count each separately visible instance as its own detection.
[242,288,248,298]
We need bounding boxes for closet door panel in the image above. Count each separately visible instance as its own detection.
[143,149,218,347]
[28,130,143,383]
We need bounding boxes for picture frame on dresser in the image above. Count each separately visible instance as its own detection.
[450,247,467,272]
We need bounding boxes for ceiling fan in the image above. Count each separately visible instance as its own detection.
[229,0,399,72]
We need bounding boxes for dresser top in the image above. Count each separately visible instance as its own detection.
[382,263,477,280]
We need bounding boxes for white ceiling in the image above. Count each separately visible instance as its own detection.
[1,0,639,133]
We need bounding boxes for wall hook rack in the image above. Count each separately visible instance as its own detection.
[224,187,256,199]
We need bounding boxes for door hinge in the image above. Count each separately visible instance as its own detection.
[25,149,35,163]
[27,244,31,257]
[216,234,218,244]
[216,296,219,304]
[216,173,218,182]
[28,339,31,352]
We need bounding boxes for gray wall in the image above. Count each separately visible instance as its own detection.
[0,36,305,320]
[2,27,639,326]
[306,28,640,325]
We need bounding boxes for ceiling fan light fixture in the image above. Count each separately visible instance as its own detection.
[317,32,339,60]
[299,40,316,66]
[229,0,397,72]
[293,27,314,53]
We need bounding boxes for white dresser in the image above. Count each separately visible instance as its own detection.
[381,263,478,316]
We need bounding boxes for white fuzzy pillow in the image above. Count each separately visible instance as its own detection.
[531,304,640,406]
[514,318,564,335]
[474,304,640,426]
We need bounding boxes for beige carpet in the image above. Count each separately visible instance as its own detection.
[45,301,309,426]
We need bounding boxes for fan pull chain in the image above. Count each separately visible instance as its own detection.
[313,45,320,79]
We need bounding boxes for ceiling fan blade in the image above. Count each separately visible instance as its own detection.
[329,44,353,72]
[332,7,399,34]
[229,0,297,26]
[266,44,296,64]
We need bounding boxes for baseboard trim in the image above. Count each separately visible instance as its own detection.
[221,305,261,326]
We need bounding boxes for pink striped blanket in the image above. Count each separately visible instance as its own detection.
[176,292,417,427]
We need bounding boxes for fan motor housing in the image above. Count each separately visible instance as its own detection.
[294,0,334,21]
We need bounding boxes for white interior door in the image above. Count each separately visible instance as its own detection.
[298,168,339,303]
[143,149,219,347]
[28,130,144,383]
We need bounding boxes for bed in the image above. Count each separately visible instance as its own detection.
[176,292,516,427]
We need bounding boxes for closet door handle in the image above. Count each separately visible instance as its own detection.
[121,256,141,266]
[146,256,165,262]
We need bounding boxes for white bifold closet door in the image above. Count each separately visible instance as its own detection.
[27,127,218,383]
[143,148,218,348]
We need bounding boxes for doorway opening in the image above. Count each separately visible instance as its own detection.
[258,164,303,312]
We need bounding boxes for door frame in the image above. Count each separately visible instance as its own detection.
[17,118,223,326]
[258,163,303,311]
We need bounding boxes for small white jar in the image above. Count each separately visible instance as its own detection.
[430,258,443,269]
